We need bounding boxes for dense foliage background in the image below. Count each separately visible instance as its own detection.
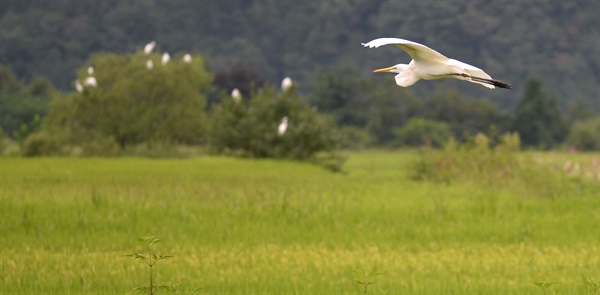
[2,0,598,108]
[1,0,598,163]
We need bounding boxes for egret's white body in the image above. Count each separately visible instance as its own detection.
[75,80,83,93]
[87,66,94,75]
[231,88,242,103]
[281,77,293,92]
[278,116,288,136]
[362,38,511,89]
[146,60,154,70]
[83,77,97,87]
[183,54,192,63]
[144,41,156,55]
[161,53,170,65]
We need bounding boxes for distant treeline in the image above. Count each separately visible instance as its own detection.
[0,0,598,112]
[0,48,598,166]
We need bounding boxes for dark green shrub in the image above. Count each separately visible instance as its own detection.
[393,118,452,147]
[22,131,62,156]
[566,118,600,151]
[209,86,345,170]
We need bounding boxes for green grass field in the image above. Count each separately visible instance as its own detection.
[1,151,599,294]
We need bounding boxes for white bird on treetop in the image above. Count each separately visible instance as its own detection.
[144,41,156,55]
[278,116,288,136]
[75,80,83,93]
[231,88,242,103]
[281,77,293,92]
[146,60,154,70]
[87,66,94,75]
[362,37,511,89]
[183,53,192,63]
[162,53,170,65]
[83,76,97,87]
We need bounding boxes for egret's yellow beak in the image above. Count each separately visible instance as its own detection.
[373,66,395,73]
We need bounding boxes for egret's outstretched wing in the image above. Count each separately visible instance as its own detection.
[447,59,512,89]
[447,59,492,80]
[362,38,449,63]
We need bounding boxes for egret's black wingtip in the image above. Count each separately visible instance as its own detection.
[493,80,512,90]
[470,76,512,90]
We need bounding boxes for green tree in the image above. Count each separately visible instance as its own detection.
[393,118,452,147]
[0,66,56,138]
[565,117,600,151]
[366,78,420,144]
[419,88,509,141]
[308,64,370,127]
[511,76,567,149]
[46,51,212,153]
[209,85,344,169]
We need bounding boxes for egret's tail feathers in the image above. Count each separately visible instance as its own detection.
[470,76,512,89]
[453,73,512,89]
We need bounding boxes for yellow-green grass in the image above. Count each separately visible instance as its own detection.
[1,151,598,294]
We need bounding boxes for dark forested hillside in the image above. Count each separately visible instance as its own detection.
[1,0,598,111]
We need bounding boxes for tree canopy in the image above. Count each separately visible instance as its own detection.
[1,0,597,111]
[512,77,567,149]
[46,51,212,153]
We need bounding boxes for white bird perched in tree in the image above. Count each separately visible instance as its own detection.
[278,116,288,136]
[231,88,242,103]
[362,37,511,89]
[162,53,170,65]
[146,60,154,70]
[75,80,83,93]
[183,53,192,63]
[87,66,94,75]
[281,77,293,92]
[144,41,156,55]
[83,76,97,87]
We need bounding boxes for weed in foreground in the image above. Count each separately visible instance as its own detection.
[125,236,200,295]
[354,269,384,294]
[533,281,557,295]
[582,278,600,295]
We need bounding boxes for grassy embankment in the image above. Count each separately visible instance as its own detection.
[1,150,598,294]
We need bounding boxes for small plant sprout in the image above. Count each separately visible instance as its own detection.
[533,281,557,295]
[160,279,201,294]
[126,236,173,295]
[354,269,383,294]
[582,278,600,295]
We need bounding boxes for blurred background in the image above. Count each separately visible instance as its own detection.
[1,0,598,162]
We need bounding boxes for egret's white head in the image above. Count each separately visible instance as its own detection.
[373,64,417,87]
[162,53,170,65]
[144,41,156,55]
[373,64,408,74]
[231,88,241,102]
[83,76,97,88]
[75,80,83,93]
[146,60,154,70]
[278,116,289,136]
[183,53,192,63]
[281,77,293,92]
[87,66,94,75]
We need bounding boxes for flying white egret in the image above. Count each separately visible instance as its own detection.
[281,77,293,92]
[183,53,192,63]
[87,66,94,75]
[144,41,156,55]
[83,77,97,87]
[146,60,154,70]
[231,88,242,103]
[75,80,83,93]
[162,53,170,65]
[362,38,511,89]
[278,116,288,136]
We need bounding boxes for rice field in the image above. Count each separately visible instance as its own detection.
[1,150,599,294]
